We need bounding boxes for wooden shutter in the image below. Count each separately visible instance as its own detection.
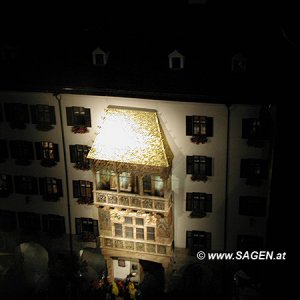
[49,106,56,125]
[205,194,213,212]
[66,107,74,126]
[30,105,38,124]
[53,143,59,162]
[35,142,43,160]
[186,116,193,136]
[57,179,63,197]
[186,193,193,211]
[69,145,77,163]
[186,156,194,174]
[93,219,99,236]
[206,157,212,176]
[73,181,80,198]
[206,117,213,137]
[186,230,193,249]
[75,218,82,235]
[84,108,91,127]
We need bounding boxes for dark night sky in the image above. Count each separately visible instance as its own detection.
[1,0,298,98]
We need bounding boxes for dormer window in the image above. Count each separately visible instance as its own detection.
[92,47,109,66]
[168,50,184,70]
[232,52,247,73]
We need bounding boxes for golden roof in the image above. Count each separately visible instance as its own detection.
[87,106,173,177]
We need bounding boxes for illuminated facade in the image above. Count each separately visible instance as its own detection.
[88,106,174,278]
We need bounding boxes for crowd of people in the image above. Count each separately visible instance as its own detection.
[85,268,163,300]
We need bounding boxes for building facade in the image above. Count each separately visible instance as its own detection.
[0,91,274,281]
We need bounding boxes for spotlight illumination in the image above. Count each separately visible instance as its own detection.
[88,106,173,170]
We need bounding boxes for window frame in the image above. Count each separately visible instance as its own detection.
[39,177,63,201]
[30,104,56,130]
[75,217,98,242]
[69,144,91,170]
[42,214,66,237]
[10,140,34,165]
[73,180,93,205]
[14,176,38,195]
[4,102,29,129]
[186,156,212,181]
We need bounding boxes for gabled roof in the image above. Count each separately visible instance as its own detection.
[168,49,184,58]
[92,47,107,54]
[87,106,174,178]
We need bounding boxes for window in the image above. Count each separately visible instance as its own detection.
[31,104,56,130]
[70,144,91,170]
[18,212,41,231]
[92,47,108,66]
[186,192,212,218]
[168,50,184,70]
[119,172,139,193]
[125,217,132,224]
[232,53,247,73]
[73,180,93,205]
[240,159,268,186]
[4,103,29,129]
[75,218,98,242]
[125,227,133,239]
[96,171,139,193]
[66,106,91,132]
[0,210,17,232]
[114,223,123,237]
[172,57,181,69]
[10,140,34,165]
[0,174,13,197]
[95,53,104,65]
[143,175,164,197]
[42,214,65,237]
[119,172,132,192]
[0,140,9,163]
[39,177,63,201]
[186,156,212,181]
[186,231,211,255]
[96,170,116,190]
[14,176,38,195]
[136,218,144,226]
[147,227,155,241]
[239,196,267,217]
[136,228,144,240]
[242,118,270,147]
[35,141,59,167]
[186,116,213,144]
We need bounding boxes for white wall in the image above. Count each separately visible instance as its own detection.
[226,104,270,251]
[1,91,268,252]
[0,92,68,224]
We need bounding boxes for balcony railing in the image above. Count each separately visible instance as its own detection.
[94,190,172,212]
[100,236,172,256]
